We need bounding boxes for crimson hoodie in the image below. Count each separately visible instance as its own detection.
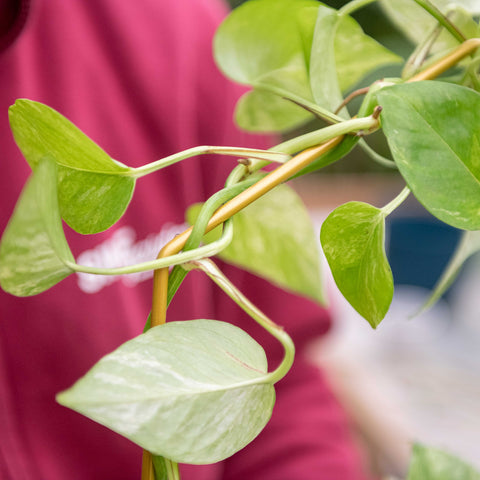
[0,1,369,479]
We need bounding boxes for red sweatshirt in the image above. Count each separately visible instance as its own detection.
[0,1,369,479]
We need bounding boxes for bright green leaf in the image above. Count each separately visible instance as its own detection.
[380,0,480,52]
[310,7,401,114]
[235,88,313,133]
[57,320,275,464]
[0,157,74,296]
[334,14,402,92]
[422,229,480,312]
[214,0,320,132]
[9,99,135,234]
[187,184,325,304]
[320,202,393,328]
[378,81,480,230]
[309,6,344,114]
[407,443,480,480]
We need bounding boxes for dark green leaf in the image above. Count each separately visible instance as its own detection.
[407,443,480,480]
[57,320,275,464]
[378,82,480,230]
[0,157,74,296]
[9,99,135,233]
[320,202,393,328]
[187,184,325,304]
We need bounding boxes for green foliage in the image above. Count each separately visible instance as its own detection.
[57,320,275,464]
[9,99,135,234]
[214,0,400,132]
[0,158,74,296]
[381,0,480,53]
[310,4,400,114]
[407,444,480,480]
[187,184,325,304]
[320,201,393,328]
[378,81,480,231]
[2,0,480,476]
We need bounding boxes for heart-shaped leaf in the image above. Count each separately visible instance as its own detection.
[310,7,401,114]
[0,157,75,296]
[187,184,325,304]
[214,0,400,132]
[407,443,480,480]
[320,201,393,328]
[378,81,480,231]
[57,320,275,464]
[9,99,135,234]
[214,0,321,132]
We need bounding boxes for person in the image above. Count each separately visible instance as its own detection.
[0,0,371,479]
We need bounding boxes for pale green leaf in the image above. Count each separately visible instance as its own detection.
[235,88,313,133]
[407,443,480,480]
[334,14,402,92]
[423,229,480,311]
[380,0,480,51]
[0,157,74,296]
[9,99,135,234]
[378,81,480,230]
[214,0,320,132]
[320,202,393,328]
[310,7,401,114]
[187,184,325,304]
[309,6,344,113]
[57,320,275,464]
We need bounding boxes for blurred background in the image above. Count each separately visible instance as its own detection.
[225,0,480,477]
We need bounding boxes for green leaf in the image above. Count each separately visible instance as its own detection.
[310,7,402,114]
[9,99,135,234]
[0,157,75,296]
[378,81,480,230]
[380,0,480,52]
[320,202,393,328]
[57,320,275,464]
[214,0,320,132]
[235,88,313,133]
[422,229,480,311]
[334,14,402,92]
[407,443,480,480]
[187,184,325,304]
[214,0,400,131]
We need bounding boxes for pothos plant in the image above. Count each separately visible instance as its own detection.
[1,0,480,478]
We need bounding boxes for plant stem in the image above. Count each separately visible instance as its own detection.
[358,139,397,169]
[412,0,466,43]
[130,146,290,178]
[339,0,378,16]
[141,451,155,480]
[183,259,295,384]
[150,137,343,328]
[407,38,480,82]
[273,114,379,157]
[381,186,411,216]
[68,226,233,276]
